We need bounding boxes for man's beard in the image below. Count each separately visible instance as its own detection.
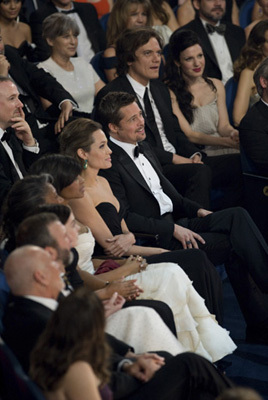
[202,8,225,23]
[57,247,70,267]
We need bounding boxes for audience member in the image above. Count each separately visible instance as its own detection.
[0,27,77,150]
[38,13,105,117]
[233,20,268,126]
[95,27,213,209]
[30,287,112,400]
[239,57,268,175]
[245,0,268,38]
[82,0,113,18]
[150,0,179,45]
[0,77,40,209]
[177,0,239,28]
[97,90,268,345]
[164,29,242,208]
[30,152,235,358]
[103,0,153,82]
[3,246,234,400]
[29,0,106,62]
[182,0,245,83]
[0,0,33,58]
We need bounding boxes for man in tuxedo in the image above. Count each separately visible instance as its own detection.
[94,27,242,210]
[98,90,268,344]
[30,0,106,62]
[0,77,40,209]
[239,58,268,176]
[0,28,77,152]
[3,245,233,399]
[182,0,245,83]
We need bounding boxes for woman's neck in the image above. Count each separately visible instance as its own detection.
[81,167,99,187]
[183,74,204,88]
[51,53,74,71]
[0,16,17,28]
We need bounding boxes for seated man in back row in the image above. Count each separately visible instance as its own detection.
[96,90,268,345]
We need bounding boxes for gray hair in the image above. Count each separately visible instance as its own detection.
[253,57,268,96]
[42,12,80,42]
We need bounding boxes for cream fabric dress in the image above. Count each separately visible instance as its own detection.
[76,228,237,362]
[191,96,239,156]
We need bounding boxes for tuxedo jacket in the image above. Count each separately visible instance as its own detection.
[5,45,76,121]
[239,100,268,176]
[0,132,40,209]
[30,1,106,61]
[94,75,201,166]
[99,140,201,247]
[182,17,245,80]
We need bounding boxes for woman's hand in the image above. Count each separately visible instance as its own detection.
[105,232,135,257]
[104,278,143,300]
[103,292,126,318]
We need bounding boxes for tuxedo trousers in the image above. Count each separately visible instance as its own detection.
[121,352,233,400]
[176,207,268,327]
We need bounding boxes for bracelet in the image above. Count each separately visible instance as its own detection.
[104,281,110,288]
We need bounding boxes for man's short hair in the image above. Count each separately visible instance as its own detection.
[98,92,137,133]
[16,213,59,249]
[253,57,268,96]
[116,27,163,76]
[0,76,13,85]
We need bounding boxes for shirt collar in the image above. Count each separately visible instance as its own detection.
[24,295,59,311]
[110,136,137,160]
[261,98,268,107]
[55,2,74,11]
[126,73,150,99]
[200,17,220,29]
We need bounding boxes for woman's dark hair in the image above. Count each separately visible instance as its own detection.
[59,118,102,168]
[30,287,110,390]
[29,154,82,194]
[234,20,268,80]
[2,174,54,250]
[164,29,216,124]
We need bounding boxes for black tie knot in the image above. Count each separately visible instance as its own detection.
[1,130,11,142]
[206,23,226,35]
[61,8,76,14]
[134,144,144,158]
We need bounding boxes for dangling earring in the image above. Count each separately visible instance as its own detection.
[83,159,88,169]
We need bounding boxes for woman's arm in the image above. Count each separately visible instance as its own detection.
[169,89,237,147]
[177,0,194,27]
[63,361,101,400]
[162,1,180,31]
[94,79,105,95]
[231,0,240,26]
[233,68,255,127]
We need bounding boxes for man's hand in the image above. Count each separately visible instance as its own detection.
[105,232,135,257]
[123,354,164,382]
[54,100,73,134]
[173,224,205,249]
[0,54,10,76]
[172,153,203,165]
[191,154,203,164]
[197,208,213,218]
[11,108,35,146]
[104,278,143,300]
[103,292,126,318]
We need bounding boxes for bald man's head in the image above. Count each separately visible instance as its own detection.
[4,246,64,299]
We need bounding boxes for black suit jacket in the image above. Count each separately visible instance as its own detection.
[0,132,40,209]
[239,100,268,176]
[99,140,202,248]
[30,1,106,61]
[94,75,201,166]
[182,17,245,80]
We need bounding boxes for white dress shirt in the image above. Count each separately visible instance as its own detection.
[24,295,58,311]
[201,18,233,84]
[110,136,173,215]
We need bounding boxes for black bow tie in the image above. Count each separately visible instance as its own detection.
[134,144,144,158]
[1,130,11,142]
[61,8,76,14]
[206,23,226,35]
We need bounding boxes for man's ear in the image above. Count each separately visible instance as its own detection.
[260,76,268,89]
[33,269,47,286]
[44,246,58,261]
[108,122,118,136]
[193,0,200,10]
[77,148,87,160]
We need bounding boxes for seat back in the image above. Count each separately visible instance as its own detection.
[225,77,238,125]
[0,339,46,400]
[99,12,110,32]
[90,51,108,83]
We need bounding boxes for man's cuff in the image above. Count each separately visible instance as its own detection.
[59,99,77,110]
[23,139,40,154]
[190,152,202,160]
[117,359,134,372]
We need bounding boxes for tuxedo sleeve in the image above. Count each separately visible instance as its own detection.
[0,166,12,209]
[30,10,50,61]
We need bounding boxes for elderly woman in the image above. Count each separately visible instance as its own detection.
[38,13,105,116]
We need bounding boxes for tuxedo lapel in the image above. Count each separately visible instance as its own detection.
[6,134,27,176]
[194,18,219,68]
[109,141,152,194]
[256,99,268,119]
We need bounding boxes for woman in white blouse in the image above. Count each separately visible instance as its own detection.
[38,13,105,117]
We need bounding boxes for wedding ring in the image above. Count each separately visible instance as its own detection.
[186,241,191,245]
